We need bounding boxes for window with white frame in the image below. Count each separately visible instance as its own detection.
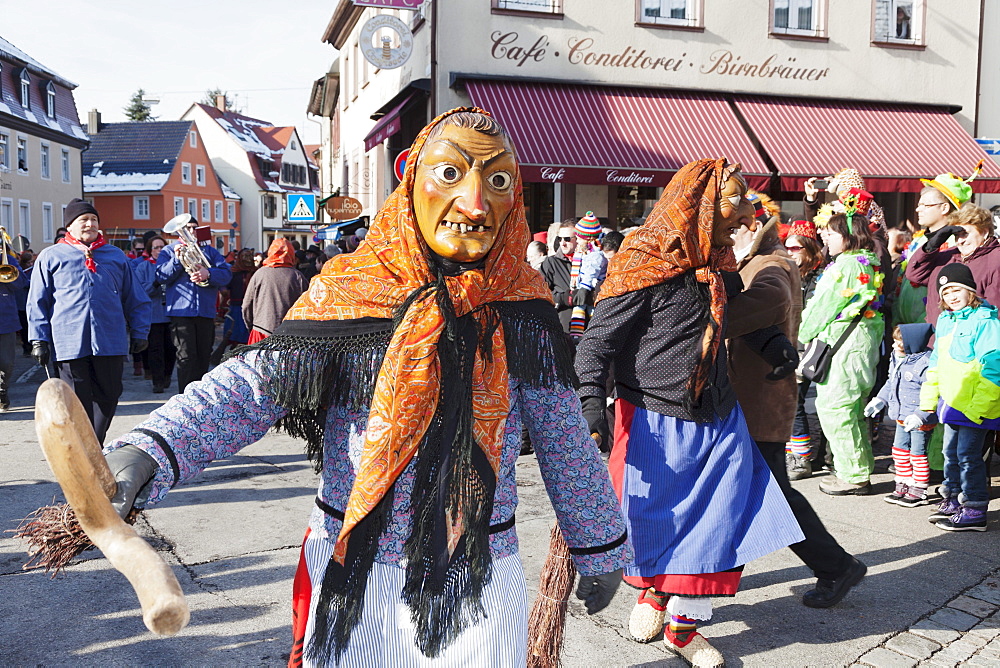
[637,0,702,27]
[174,197,184,216]
[196,165,206,186]
[214,200,223,222]
[873,0,923,44]
[61,148,70,182]
[181,162,191,184]
[0,200,13,238]
[134,196,150,220]
[228,201,236,223]
[492,0,562,14]
[0,133,8,171]
[772,0,826,36]
[42,203,54,242]
[188,198,197,216]
[201,199,210,221]
[189,131,197,148]
[19,69,30,108]
[45,82,56,118]
[18,200,30,241]
[40,144,50,179]
[17,137,27,173]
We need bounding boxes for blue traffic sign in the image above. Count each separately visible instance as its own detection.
[287,194,317,222]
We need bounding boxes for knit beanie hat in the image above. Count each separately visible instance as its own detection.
[746,193,768,224]
[937,263,977,295]
[788,220,817,240]
[64,198,99,225]
[575,211,601,239]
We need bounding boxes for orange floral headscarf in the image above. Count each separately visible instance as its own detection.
[284,107,552,565]
[599,158,738,400]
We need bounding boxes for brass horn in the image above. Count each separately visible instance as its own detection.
[0,226,21,283]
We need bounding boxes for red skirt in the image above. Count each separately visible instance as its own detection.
[248,328,268,344]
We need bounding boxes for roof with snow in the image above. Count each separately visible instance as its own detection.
[0,34,86,144]
[83,121,191,192]
[192,103,317,194]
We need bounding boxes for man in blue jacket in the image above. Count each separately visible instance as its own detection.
[155,215,230,393]
[0,235,28,411]
[28,199,151,442]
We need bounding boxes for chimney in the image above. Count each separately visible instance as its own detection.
[215,94,227,111]
[87,108,101,135]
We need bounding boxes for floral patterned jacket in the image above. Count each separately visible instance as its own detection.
[798,250,885,345]
[104,351,632,576]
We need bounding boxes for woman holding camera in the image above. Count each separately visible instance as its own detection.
[798,210,885,495]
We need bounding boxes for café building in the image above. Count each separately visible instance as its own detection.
[321,0,1000,232]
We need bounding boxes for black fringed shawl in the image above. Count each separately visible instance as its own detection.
[225,298,575,660]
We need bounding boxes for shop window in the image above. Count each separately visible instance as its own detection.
[873,0,923,45]
[637,0,702,28]
[522,182,555,234]
[617,185,661,228]
[771,0,827,38]
[492,0,562,16]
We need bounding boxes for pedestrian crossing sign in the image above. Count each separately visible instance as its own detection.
[287,194,317,222]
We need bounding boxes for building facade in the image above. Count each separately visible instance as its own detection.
[321,0,1000,233]
[83,115,242,252]
[182,100,320,251]
[0,35,88,249]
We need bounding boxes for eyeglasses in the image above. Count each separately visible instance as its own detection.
[558,236,575,242]
[916,201,948,209]
[785,245,804,252]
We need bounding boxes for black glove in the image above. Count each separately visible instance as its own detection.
[580,395,609,449]
[130,338,148,354]
[720,271,744,298]
[765,341,800,381]
[740,325,800,381]
[923,225,963,253]
[30,340,50,368]
[575,569,623,615]
[105,445,158,519]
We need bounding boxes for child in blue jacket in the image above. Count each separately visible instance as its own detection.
[920,264,1000,531]
[865,323,937,506]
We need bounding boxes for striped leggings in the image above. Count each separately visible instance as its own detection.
[292,530,528,668]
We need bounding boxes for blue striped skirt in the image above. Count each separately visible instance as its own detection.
[610,399,803,579]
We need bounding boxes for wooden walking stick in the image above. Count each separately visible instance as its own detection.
[29,378,189,636]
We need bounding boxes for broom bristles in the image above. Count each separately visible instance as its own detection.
[7,501,137,577]
[527,524,576,668]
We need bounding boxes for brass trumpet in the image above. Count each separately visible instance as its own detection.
[163,214,210,287]
[0,226,21,283]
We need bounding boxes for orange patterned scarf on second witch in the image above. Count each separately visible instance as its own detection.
[598,158,737,401]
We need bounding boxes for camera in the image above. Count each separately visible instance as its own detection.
[813,179,829,190]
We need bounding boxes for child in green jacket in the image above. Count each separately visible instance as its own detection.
[920,263,1000,531]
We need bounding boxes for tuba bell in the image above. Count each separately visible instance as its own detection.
[163,214,211,287]
[0,226,21,283]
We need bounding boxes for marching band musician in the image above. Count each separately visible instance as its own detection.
[156,215,230,393]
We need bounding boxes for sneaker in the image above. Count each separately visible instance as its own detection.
[883,481,909,505]
[896,486,930,508]
[819,476,871,496]
[628,588,667,643]
[787,453,812,481]
[928,497,961,522]
[935,506,987,532]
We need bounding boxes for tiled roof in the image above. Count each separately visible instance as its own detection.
[0,34,85,143]
[83,121,191,192]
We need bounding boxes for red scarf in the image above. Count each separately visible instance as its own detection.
[59,232,106,273]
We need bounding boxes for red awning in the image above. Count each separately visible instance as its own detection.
[465,80,771,190]
[364,93,416,152]
[734,96,1000,193]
